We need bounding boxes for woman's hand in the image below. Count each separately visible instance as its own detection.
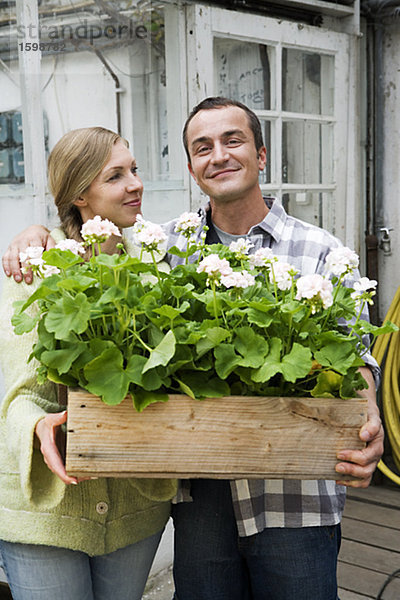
[35,411,79,485]
[2,225,55,283]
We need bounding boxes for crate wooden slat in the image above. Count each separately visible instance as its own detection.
[65,389,367,480]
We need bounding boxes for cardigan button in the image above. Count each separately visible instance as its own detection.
[96,501,109,515]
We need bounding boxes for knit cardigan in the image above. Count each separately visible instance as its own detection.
[0,230,176,556]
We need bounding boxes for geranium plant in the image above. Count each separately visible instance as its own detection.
[12,214,397,412]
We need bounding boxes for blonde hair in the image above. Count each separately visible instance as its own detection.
[48,127,128,242]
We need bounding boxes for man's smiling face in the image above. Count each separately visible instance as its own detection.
[186,105,266,205]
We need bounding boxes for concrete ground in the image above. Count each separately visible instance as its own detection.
[143,566,175,600]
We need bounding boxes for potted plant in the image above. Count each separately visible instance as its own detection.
[12,214,397,480]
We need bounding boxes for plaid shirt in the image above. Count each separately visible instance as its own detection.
[163,198,380,537]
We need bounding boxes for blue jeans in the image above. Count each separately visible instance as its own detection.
[172,480,341,600]
[0,529,162,600]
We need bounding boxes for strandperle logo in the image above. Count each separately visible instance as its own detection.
[16,19,149,44]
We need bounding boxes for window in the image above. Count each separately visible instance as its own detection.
[186,4,359,247]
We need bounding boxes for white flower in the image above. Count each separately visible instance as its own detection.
[324,246,359,278]
[269,261,298,291]
[132,215,167,250]
[56,239,85,255]
[221,270,256,289]
[40,264,61,278]
[197,254,233,279]
[353,277,377,292]
[248,247,276,268]
[174,212,202,236]
[229,238,254,257]
[19,246,44,266]
[295,274,333,312]
[351,277,377,306]
[81,215,120,244]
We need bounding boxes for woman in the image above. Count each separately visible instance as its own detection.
[0,127,176,600]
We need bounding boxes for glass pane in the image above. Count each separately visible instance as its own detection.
[282,48,334,115]
[282,121,333,185]
[259,121,272,185]
[214,38,273,110]
[0,1,171,184]
[283,192,334,232]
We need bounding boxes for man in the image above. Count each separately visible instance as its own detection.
[3,97,383,600]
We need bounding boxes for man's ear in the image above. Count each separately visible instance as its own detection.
[187,162,198,184]
[257,146,267,171]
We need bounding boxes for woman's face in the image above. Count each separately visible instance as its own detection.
[76,141,143,229]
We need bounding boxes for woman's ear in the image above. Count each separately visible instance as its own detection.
[73,196,87,207]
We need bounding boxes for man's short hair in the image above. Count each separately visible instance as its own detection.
[182,96,265,163]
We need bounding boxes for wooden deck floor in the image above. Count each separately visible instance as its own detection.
[338,484,400,600]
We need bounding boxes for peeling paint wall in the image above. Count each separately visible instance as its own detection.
[377,23,400,319]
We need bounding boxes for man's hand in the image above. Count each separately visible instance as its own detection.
[35,411,80,485]
[2,225,54,283]
[335,367,384,488]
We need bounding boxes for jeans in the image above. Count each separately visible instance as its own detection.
[172,480,341,600]
[0,529,162,600]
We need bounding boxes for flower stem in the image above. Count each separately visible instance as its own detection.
[150,249,162,285]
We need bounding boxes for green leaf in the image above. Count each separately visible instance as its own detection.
[214,344,242,379]
[56,274,97,292]
[196,327,230,357]
[126,355,164,390]
[45,292,91,340]
[153,302,190,321]
[11,309,38,334]
[233,327,269,368]
[280,343,312,382]
[177,373,230,399]
[142,330,176,373]
[340,370,368,399]
[245,307,274,328]
[311,370,343,398]
[132,389,169,412]
[84,346,130,405]
[96,286,126,305]
[45,368,78,387]
[93,253,121,268]
[167,245,198,259]
[176,378,196,399]
[355,319,399,337]
[251,338,283,383]
[40,342,86,374]
[36,319,56,350]
[315,342,357,375]
[43,248,83,269]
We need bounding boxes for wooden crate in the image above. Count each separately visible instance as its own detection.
[65,389,368,480]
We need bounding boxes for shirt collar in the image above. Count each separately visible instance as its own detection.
[198,197,287,243]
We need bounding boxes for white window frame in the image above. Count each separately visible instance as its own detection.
[185,4,361,250]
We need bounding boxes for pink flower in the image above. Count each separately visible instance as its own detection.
[81,216,120,244]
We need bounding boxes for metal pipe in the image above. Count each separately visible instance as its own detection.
[93,48,122,135]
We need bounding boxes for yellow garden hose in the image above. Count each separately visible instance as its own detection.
[372,286,400,485]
